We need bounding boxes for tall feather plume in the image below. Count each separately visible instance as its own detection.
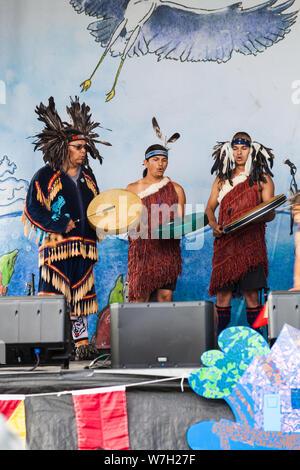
[211,142,235,184]
[152,117,163,141]
[249,142,274,186]
[167,133,180,143]
[152,117,180,148]
[32,97,68,170]
[65,96,112,165]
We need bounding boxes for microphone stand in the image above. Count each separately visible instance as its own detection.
[284,159,298,234]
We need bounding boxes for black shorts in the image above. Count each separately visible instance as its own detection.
[159,280,177,291]
[220,263,267,297]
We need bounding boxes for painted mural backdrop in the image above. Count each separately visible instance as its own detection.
[1,0,300,338]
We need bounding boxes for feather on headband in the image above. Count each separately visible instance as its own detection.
[151,117,180,149]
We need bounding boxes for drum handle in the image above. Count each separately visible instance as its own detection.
[74,205,116,224]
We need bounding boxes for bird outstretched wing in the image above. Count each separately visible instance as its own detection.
[129,0,298,62]
[70,0,130,46]
[70,0,129,19]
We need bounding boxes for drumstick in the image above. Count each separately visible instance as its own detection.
[74,205,116,224]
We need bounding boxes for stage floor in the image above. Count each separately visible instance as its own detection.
[0,359,195,377]
[0,355,198,397]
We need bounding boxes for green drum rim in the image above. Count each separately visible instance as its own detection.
[156,212,209,238]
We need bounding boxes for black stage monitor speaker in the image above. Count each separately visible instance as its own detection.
[0,296,71,368]
[110,301,215,368]
[268,290,300,342]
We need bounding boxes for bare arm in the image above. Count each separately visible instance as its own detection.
[126,181,142,195]
[173,183,186,217]
[260,175,275,222]
[126,182,136,192]
[205,178,225,238]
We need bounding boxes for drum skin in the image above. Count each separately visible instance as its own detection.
[87,189,143,235]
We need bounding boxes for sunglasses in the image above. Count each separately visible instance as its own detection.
[69,144,88,150]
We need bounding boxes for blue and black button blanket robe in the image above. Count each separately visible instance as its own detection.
[23,164,100,316]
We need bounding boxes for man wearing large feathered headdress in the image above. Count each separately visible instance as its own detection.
[23,96,111,360]
[206,131,275,335]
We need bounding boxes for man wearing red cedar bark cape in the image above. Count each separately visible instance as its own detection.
[206,132,276,334]
[126,118,186,303]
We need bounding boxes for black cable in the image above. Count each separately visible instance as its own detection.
[84,353,111,369]
[27,349,41,372]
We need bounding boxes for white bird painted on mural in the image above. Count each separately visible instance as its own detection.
[70,0,297,101]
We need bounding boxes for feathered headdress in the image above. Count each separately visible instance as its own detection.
[211,138,274,186]
[145,117,180,159]
[142,118,180,176]
[65,96,111,165]
[32,97,68,170]
[152,117,180,147]
[32,96,111,170]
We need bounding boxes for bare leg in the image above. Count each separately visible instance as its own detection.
[133,289,173,303]
[216,289,232,307]
[133,293,150,303]
[244,289,259,308]
[244,289,262,329]
[157,289,173,302]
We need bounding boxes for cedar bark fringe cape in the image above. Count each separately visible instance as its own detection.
[209,178,268,297]
[127,178,182,301]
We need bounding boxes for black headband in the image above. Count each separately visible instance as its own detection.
[231,138,251,147]
[68,134,86,143]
